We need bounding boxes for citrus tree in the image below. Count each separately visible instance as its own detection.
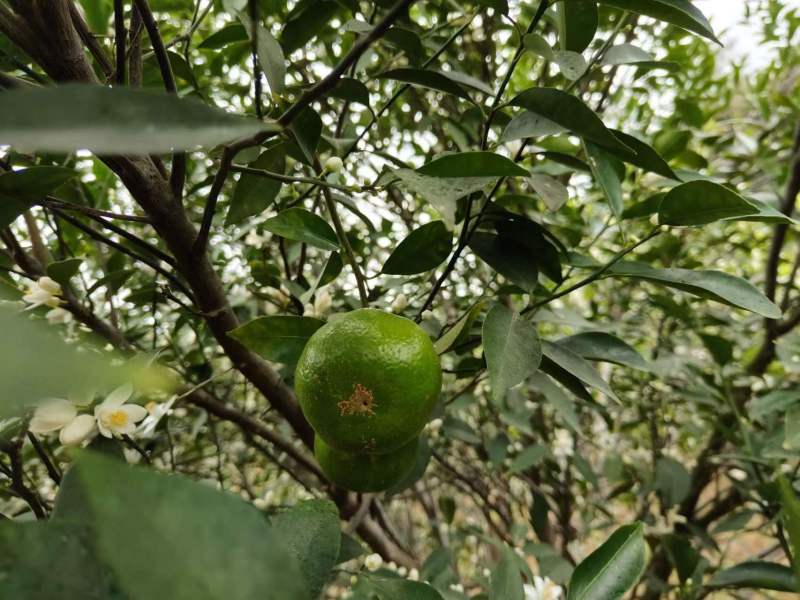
[1,0,800,598]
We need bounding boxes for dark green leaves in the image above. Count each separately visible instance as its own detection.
[240,14,286,95]
[263,208,339,251]
[483,304,542,401]
[51,453,308,600]
[382,221,453,275]
[594,0,720,44]
[567,523,647,600]
[608,262,782,318]
[490,546,525,600]
[558,1,598,53]
[47,258,84,287]
[607,130,678,180]
[367,575,445,599]
[227,146,285,226]
[542,341,618,402]
[586,142,624,218]
[417,152,529,178]
[558,332,648,370]
[270,500,340,598]
[0,85,272,154]
[658,181,759,226]
[229,315,325,364]
[0,166,77,228]
[378,68,473,102]
[778,477,800,588]
[707,561,797,592]
[509,88,630,153]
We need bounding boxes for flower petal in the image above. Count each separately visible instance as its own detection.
[101,383,133,409]
[121,404,147,423]
[59,414,97,446]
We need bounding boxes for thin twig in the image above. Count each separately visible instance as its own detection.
[114,0,126,84]
[27,432,62,485]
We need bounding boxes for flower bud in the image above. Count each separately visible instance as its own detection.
[324,156,344,173]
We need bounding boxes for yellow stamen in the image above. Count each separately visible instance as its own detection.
[108,410,129,427]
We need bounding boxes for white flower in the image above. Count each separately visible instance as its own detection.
[59,414,97,446]
[408,568,419,581]
[22,276,62,310]
[324,156,344,173]
[391,293,408,313]
[29,398,77,433]
[94,384,147,438]
[364,553,383,572]
[524,576,563,600]
[552,429,573,461]
[46,307,72,325]
[137,396,176,438]
[449,583,464,593]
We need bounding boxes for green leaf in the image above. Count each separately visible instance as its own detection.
[542,341,619,402]
[509,444,548,473]
[658,181,759,226]
[378,68,474,103]
[227,146,286,226]
[79,0,113,32]
[602,43,677,70]
[287,106,322,164]
[491,546,525,600]
[748,389,800,422]
[567,523,647,600]
[330,77,371,106]
[607,131,678,180]
[435,302,485,354]
[53,453,308,600]
[558,1,598,53]
[241,15,286,95]
[417,152,529,178]
[228,315,325,364]
[0,166,77,199]
[778,477,800,590]
[483,304,542,401]
[528,174,570,212]
[270,499,341,598]
[593,0,720,44]
[707,561,797,592]
[655,457,691,506]
[368,575,445,600]
[469,231,540,292]
[0,166,77,228]
[263,207,339,251]
[553,51,588,81]
[586,142,624,218]
[382,221,453,275]
[0,306,161,416]
[0,85,272,154]
[558,332,648,370]
[0,520,115,598]
[281,0,339,53]
[509,88,631,153]
[388,169,495,228]
[500,110,566,143]
[531,372,580,431]
[46,258,84,287]
[607,262,782,318]
[198,23,248,49]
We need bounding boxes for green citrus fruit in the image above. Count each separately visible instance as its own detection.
[295,308,441,454]
[314,435,418,492]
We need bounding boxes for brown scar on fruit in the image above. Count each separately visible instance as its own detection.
[338,383,376,416]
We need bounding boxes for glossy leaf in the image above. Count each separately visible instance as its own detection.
[490,546,525,600]
[368,575,445,600]
[707,561,797,592]
[778,477,800,589]
[558,1,598,53]
[46,258,84,287]
[509,88,631,153]
[567,523,647,600]
[586,142,624,218]
[608,262,782,318]
[0,84,272,154]
[52,453,308,600]
[469,231,540,292]
[382,221,453,275]
[270,499,341,598]
[594,0,720,44]
[227,145,285,225]
[658,181,759,226]
[0,166,77,228]
[500,110,566,143]
[558,332,648,370]
[435,302,485,354]
[531,372,580,431]
[240,14,286,94]
[528,174,570,212]
[263,207,339,251]
[378,68,474,103]
[417,152,529,178]
[483,304,542,401]
[228,315,325,364]
[607,130,678,180]
[542,340,619,402]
